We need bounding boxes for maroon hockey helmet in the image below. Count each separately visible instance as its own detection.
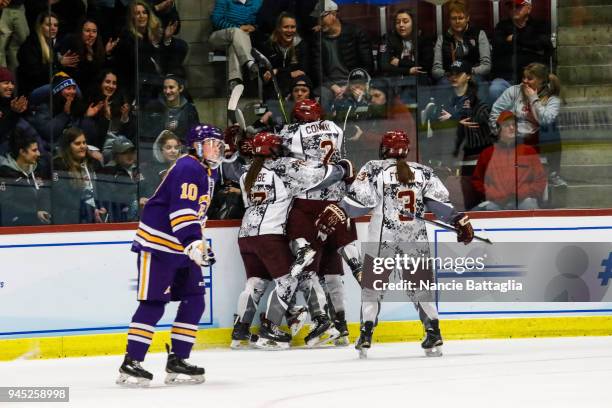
[380,130,410,159]
[292,99,322,123]
[252,131,282,157]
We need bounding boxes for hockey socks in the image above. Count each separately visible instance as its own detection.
[171,295,205,359]
[126,300,166,361]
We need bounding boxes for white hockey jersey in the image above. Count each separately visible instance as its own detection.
[342,159,451,243]
[280,120,346,201]
[239,157,339,238]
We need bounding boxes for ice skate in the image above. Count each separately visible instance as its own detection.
[230,314,253,349]
[255,314,291,350]
[305,314,340,347]
[421,320,443,357]
[286,306,308,337]
[165,348,205,384]
[289,245,316,277]
[355,321,374,359]
[116,354,153,387]
[332,311,349,346]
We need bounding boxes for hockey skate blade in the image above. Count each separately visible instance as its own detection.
[334,336,350,347]
[306,327,340,348]
[230,339,253,350]
[164,373,205,385]
[358,348,368,359]
[254,337,290,351]
[116,373,151,388]
[424,346,443,357]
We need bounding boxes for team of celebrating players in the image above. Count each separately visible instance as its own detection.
[117,98,475,386]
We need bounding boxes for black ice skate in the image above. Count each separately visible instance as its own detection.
[231,314,254,349]
[256,314,291,350]
[304,314,340,347]
[165,346,206,384]
[421,320,443,357]
[289,245,316,277]
[333,311,349,346]
[355,321,374,359]
[286,306,308,337]
[116,354,153,387]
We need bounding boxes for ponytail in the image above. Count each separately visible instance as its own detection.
[244,156,265,195]
[396,159,414,184]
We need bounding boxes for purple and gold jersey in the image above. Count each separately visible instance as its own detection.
[132,155,216,256]
[342,159,450,243]
[280,120,346,201]
[239,157,340,238]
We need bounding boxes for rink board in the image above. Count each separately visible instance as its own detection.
[2,211,612,359]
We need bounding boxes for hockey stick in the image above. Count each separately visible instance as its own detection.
[227,84,244,127]
[402,210,493,245]
[251,48,289,123]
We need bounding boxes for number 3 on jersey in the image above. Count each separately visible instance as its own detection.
[397,189,416,221]
[180,183,198,201]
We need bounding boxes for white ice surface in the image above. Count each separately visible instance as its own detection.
[3,336,611,408]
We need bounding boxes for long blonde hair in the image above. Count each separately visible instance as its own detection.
[128,0,162,44]
[36,12,58,64]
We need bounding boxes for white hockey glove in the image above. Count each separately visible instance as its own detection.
[184,240,216,267]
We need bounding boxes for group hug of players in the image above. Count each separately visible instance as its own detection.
[116,99,475,387]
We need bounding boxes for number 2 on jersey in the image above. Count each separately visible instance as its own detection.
[320,140,335,165]
[397,190,416,221]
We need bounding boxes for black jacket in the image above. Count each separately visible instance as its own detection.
[492,18,552,83]
[51,156,102,225]
[0,156,50,226]
[17,34,58,97]
[97,162,141,223]
[379,30,434,78]
[311,22,373,86]
[440,25,483,73]
[259,36,310,100]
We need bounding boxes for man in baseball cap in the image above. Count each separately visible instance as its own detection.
[310,0,338,17]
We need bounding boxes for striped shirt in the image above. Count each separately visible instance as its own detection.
[210,0,262,30]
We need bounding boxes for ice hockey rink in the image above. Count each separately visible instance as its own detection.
[3,336,611,408]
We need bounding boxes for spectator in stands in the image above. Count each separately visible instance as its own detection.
[432,0,491,84]
[51,126,106,224]
[0,0,29,72]
[17,12,58,97]
[84,69,132,151]
[0,130,50,226]
[472,110,546,210]
[253,74,313,131]
[139,129,180,200]
[112,0,187,101]
[489,0,553,103]
[25,0,86,40]
[0,67,27,146]
[98,135,140,222]
[436,60,495,209]
[255,0,318,44]
[490,62,563,186]
[331,68,371,126]
[26,72,98,149]
[438,60,494,161]
[378,9,429,104]
[87,0,126,42]
[56,19,120,95]
[310,0,373,111]
[209,0,262,93]
[140,74,199,144]
[147,0,181,34]
[259,12,310,102]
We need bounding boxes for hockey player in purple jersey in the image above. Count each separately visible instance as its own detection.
[314,130,474,358]
[117,124,224,387]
